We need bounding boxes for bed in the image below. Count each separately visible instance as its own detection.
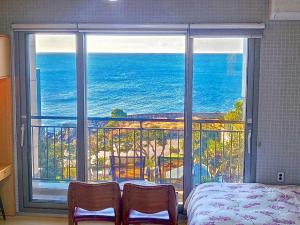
[185,183,300,225]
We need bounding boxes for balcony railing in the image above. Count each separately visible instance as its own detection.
[31,116,244,190]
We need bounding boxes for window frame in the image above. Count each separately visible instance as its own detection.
[13,26,261,213]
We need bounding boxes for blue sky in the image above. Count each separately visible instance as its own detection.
[35,34,244,53]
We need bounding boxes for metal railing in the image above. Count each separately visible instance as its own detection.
[31,116,244,189]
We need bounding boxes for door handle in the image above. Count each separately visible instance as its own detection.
[21,124,25,148]
[247,129,252,154]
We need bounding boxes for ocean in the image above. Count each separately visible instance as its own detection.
[36,53,243,117]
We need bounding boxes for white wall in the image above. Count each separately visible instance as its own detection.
[257,21,300,184]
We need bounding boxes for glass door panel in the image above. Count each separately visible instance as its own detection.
[16,31,257,211]
[192,38,247,186]
[86,35,186,203]
[27,34,77,202]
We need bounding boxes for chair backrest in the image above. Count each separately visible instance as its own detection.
[110,156,145,182]
[158,157,184,189]
[122,183,177,214]
[68,181,121,211]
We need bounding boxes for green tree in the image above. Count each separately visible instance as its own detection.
[193,99,245,183]
[88,109,173,181]
[38,127,77,180]
[111,108,127,118]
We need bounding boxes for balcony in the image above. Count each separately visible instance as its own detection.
[30,116,244,203]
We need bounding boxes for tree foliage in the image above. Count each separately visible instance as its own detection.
[36,100,244,184]
[193,99,245,183]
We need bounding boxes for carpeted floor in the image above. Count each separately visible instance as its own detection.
[0,216,71,225]
[0,216,187,225]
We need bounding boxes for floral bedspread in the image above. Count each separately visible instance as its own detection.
[186,183,300,225]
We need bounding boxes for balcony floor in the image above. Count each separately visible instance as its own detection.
[32,180,69,202]
[32,180,184,204]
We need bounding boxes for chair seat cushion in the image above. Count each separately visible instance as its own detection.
[128,210,170,224]
[74,207,115,222]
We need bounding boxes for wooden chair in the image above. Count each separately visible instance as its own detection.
[122,183,178,225]
[68,181,121,225]
[110,156,145,182]
[0,196,5,220]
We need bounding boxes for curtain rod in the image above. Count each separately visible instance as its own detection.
[11,23,265,31]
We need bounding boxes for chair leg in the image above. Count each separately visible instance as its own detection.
[0,196,6,220]
[115,218,121,225]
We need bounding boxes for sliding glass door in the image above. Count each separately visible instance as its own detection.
[192,38,247,186]
[15,30,257,211]
[17,33,78,209]
[86,35,186,203]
